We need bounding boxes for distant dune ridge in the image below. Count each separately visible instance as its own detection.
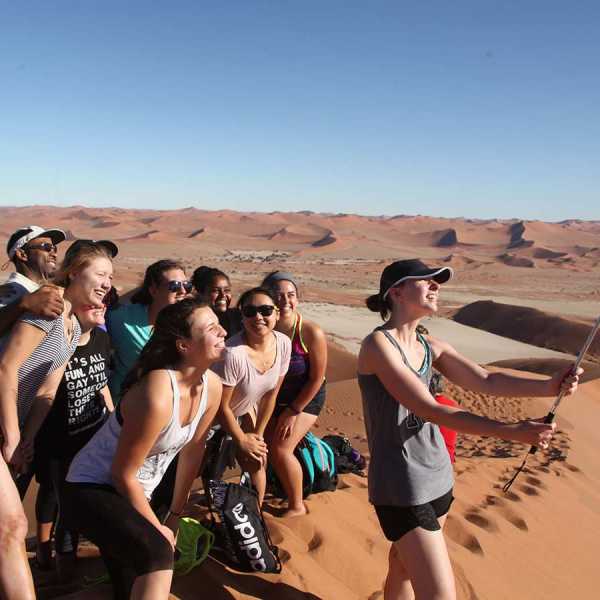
[453,300,600,360]
[2,206,598,267]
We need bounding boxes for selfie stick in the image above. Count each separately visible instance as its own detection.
[503,314,600,493]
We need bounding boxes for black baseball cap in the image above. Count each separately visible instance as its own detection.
[380,259,453,299]
[64,239,119,260]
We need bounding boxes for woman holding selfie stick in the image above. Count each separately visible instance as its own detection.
[358,259,581,600]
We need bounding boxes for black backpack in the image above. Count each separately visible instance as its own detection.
[322,434,366,475]
[206,479,282,574]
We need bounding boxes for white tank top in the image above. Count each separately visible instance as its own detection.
[67,369,209,499]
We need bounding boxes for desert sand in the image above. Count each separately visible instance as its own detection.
[2,206,599,599]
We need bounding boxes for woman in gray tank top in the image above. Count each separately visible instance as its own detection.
[63,298,225,600]
[358,259,582,600]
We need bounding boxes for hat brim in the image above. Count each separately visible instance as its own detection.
[96,240,119,258]
[382,266,453,299]
[34,229,66,245]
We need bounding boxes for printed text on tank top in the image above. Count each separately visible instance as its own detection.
[378,328,431,429]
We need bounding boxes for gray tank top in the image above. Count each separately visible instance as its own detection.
[358,329,453,506]
[67,369,209,499]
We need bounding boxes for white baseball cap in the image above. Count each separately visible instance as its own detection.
[6,226,66,259]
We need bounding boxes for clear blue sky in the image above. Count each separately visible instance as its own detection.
[1,1,598,220]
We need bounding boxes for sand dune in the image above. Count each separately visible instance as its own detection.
[453,301,600,360]
[497,253,535,268]
[33,366,600,600]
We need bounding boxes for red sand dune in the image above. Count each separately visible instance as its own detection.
[496,253,535,268]
[453,301,600,360]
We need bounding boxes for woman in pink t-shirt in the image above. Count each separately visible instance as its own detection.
[217,287,291,505]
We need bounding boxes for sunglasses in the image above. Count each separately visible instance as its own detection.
[241,304,276,318]
[167,280,193,293]
[26,242,57,253]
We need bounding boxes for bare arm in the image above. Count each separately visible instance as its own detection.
[219,384,268,462]
[0,322,47,462]
[0,285,64,337]
[429,336,580,398]
[289,320,327,412]
[101,385,114,412]
[359,331,556,447]
[110,371,173,540]
[164,372,221,532]
[219,384,246,445]
[255,374,285,436]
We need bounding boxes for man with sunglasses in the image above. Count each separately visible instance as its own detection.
[0,226,66,337]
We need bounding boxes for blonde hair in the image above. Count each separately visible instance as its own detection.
[54,245,112,287]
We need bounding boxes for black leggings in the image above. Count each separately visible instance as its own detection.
[62,482,174,600]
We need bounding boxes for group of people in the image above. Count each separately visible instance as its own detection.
[0,225,327,599]
[0,225,581,600]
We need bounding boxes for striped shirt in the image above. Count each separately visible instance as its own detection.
[0,313,81,427]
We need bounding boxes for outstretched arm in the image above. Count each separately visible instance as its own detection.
[429,336,581,398]
[359,331,556,448]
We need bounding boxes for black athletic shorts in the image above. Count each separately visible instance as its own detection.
[374,489,454,542]
[274,381,326,417]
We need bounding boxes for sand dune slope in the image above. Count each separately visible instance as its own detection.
[46,375,600,600]
[453,301,600,360]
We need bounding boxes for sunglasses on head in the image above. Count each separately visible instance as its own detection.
[26,242,57,253]
[241,304,276,318]
[167,280,193,293]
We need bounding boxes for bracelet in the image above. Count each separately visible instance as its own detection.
[287,405,301,415]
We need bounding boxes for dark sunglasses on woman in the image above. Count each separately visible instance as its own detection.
[241,304,276,318]
[167,280,193,293]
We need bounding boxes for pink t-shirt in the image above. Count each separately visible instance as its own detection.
[215,330,291,417]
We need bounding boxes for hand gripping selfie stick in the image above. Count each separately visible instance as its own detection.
[503,315,600,493]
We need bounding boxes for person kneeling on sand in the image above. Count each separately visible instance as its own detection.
[262,271,328,517]
[214,287,291,506]
[63,298,223,600]
[358,258,581,600]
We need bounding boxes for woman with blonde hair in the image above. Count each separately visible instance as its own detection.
[0,241,115,600]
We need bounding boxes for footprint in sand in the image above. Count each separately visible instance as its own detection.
[518,484,540,496]
[534,465,551,474]
[279,549,292,564]
[524,475,546,489]
[498,488,522,503]
[564,462,582,473]
[463,510,498,533]
[308,532,323,551]
[343,410,354,416]
[444,515,484,555]
[483,495,528,531]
